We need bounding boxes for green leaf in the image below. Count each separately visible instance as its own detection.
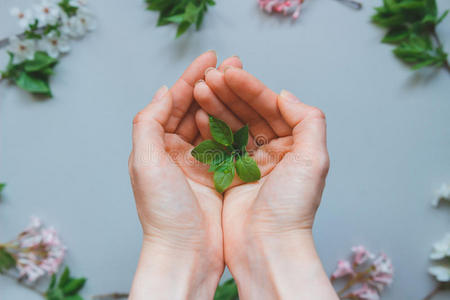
[437,9,449,24]
[58,267,70,288]
[49,274,57,290]
[184,2,199,23]
[164,14,185,24]
[46,288,64,300]
[62,278,86,295]
[214,278,238,300]
[0,248,16,272]
[382,26,409,43]
[0,183,5,193]
[425,0,437,17]
[209,116,234,146]
[15,72,51,96]
[24,51,58,72]
[176,21,192,38]
[233,125,249,149]
[235,154,261,183]
[191,140,227,164]
[213,158,235,193]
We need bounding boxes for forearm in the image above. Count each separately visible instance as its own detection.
[129,240,222,300]
[230,231,338,300]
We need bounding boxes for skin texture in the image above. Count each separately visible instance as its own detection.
[129,52,338,300]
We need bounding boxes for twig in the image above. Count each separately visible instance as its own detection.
[334,0,362,10]
[431,29,450,73]
[423,284,443,300]
[1,272,45,297]
[91,292,129,299]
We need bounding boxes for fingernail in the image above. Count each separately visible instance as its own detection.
[153,85,168,103]
[223,65,234,73]
[195,79,205,85]
[280,89,298,103]
[204,67,215,77]
[207,49,217,58]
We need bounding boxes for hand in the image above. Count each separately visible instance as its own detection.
[128,51,242,299]
[193,64,338,299]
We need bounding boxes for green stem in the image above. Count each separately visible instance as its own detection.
[91,293,129,299]
[431,29,450,73]
[1,272,45,297]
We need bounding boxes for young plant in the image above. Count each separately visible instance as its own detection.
[45,267,86,300]
[191,116,261,193]
[372,0,449,72]
[145,0,216,38]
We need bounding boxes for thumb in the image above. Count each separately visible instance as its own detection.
[131,86,173,158]
[277,90,329,176]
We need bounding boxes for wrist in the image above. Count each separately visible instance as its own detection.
[229,230,338,300]
[130,239,223,300]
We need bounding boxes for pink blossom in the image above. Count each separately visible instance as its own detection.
[352,284,380,300]
[331,260,355,279]
[351,245,374,266]
[6,217,66,283]
[258,0,305,19]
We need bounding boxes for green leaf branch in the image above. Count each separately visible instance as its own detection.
[1,52,58,96]
[372,0,450,72]
[191,116,261,193]
[145,0,216,38]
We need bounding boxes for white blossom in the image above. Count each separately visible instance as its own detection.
[429,265,450,282]
[10,7,34,29]
[7,36,36,64]
[39,32,71,58]
[430,233,450,260]
[34,0,61,26]
[63,6,96,38]
[433,183,450,207]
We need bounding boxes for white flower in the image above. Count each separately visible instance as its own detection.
[7,36,36,64]
[38,32,71,58]
[34,0,61,26]
[429,265,450,282]
[430,233,450,260]
[65,7,96,38]
[433,183,450,207]
[10,7,34,29]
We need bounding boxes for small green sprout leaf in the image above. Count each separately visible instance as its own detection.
[191,117,261,193]
[235,154,261,183]
[209,116,234,146]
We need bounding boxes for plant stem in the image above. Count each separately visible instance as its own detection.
[423,284,443,300]
[431,29,450,73]
[91,292,129,299]
[1,272,45,297]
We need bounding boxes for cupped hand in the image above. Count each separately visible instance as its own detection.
[194,65,337,299]
[128,51,242,299]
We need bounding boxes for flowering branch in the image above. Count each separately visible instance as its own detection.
[0,0,95,97]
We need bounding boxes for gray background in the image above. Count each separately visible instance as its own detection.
[1,0,450,299]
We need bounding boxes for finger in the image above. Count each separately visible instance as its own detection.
[132,86,172,155]
[194,80,243,131]
[205,68,277,143]
[175,102,199,143]
[224,67,291,137]
[278,90,329,176]
[217,55,243,71]
[165,50,217,133]
[195,109,212,140]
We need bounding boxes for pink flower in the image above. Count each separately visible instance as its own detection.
[6,217,66,283]
[331,260,355,279]
[352,245,374,266]
[258,0,305,19]
[352,284,380,300]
